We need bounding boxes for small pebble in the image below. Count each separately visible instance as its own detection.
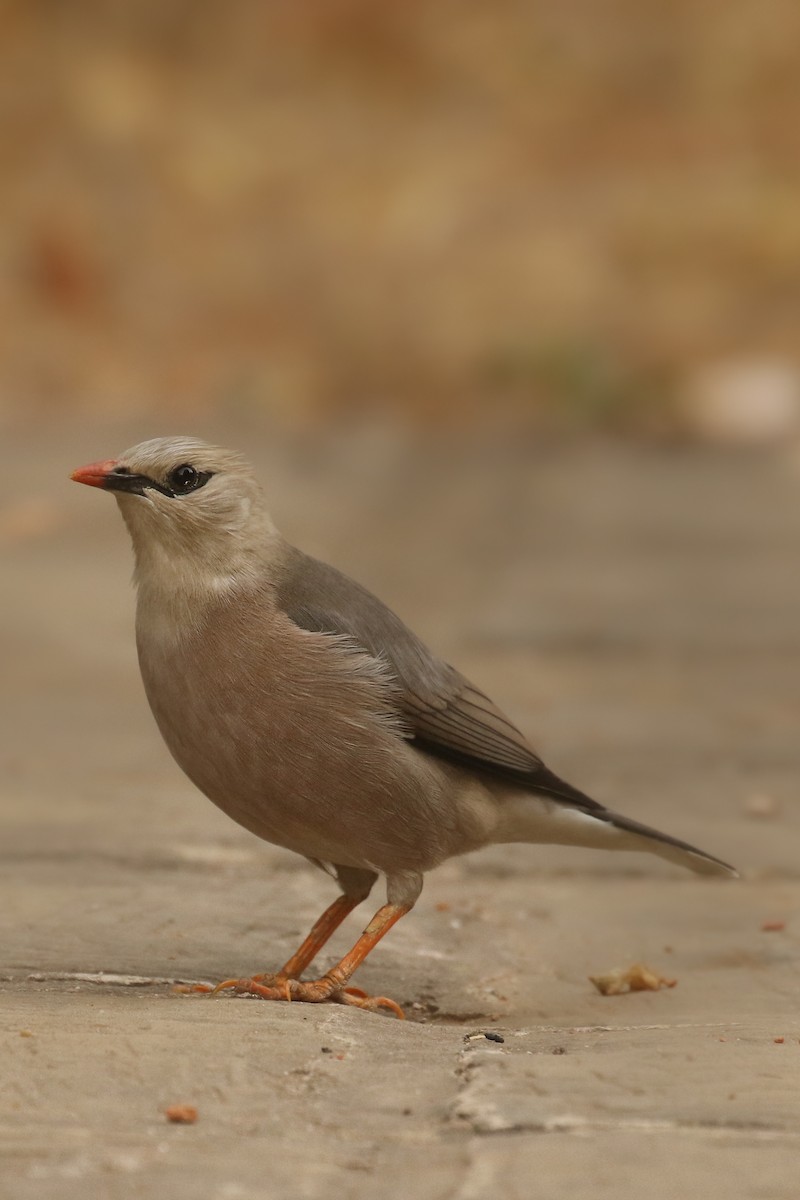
[165,1105,198,1124]
[484,1032,504,1044]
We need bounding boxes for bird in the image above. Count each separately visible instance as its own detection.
[71,436,736,1017]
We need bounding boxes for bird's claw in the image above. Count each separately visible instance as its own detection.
[182,973,404,1017]
[171,971,293,998]
[171,981,215,995]
[338,988,405,1018]
[208,974,293,1000]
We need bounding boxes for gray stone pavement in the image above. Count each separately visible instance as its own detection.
[2,416,799,1198]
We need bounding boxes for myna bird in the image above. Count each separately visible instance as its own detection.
[71,437,736,1017]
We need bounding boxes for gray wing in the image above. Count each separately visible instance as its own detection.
[275,548,601,810]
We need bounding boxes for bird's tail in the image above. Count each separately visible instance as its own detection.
[497,794,738,877]
[593,809,737,877]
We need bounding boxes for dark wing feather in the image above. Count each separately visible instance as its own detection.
[275,548,601,811]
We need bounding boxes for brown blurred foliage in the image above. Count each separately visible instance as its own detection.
[2,0,800,429]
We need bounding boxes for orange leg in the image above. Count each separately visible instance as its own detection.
[213,903,410,1017]
[180,892,362,998]
[279,893,363,979]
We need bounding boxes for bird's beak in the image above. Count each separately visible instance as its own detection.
[70,458,120,488]
[70,460,147,495]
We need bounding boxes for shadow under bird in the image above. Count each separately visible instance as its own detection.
[71,437,736,1017]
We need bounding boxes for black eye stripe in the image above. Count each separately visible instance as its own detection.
[104,463,213,497]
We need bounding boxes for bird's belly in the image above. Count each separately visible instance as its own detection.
[163,708,388,865]
[136,620,480,873]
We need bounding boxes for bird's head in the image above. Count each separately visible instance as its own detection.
[71,436,279,593]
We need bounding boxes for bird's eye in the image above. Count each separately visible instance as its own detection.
[166,463,209,495]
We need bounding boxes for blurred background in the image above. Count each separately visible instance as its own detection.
[2,0,799,900]
[2,0,800,439]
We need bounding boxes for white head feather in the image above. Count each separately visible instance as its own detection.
[109,437,282,633]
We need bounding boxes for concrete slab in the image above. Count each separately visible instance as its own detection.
[2,419,799,1198]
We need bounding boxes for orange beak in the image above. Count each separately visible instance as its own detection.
[70,459,119,488]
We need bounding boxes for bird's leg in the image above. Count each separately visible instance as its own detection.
[216,903,411,1017]
[180,893,363,998]
[278,893,364,979]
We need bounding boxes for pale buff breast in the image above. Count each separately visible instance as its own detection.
[135,589,499,874]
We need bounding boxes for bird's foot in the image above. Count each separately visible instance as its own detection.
[190,972,404,1018]
[172,970,292,998]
